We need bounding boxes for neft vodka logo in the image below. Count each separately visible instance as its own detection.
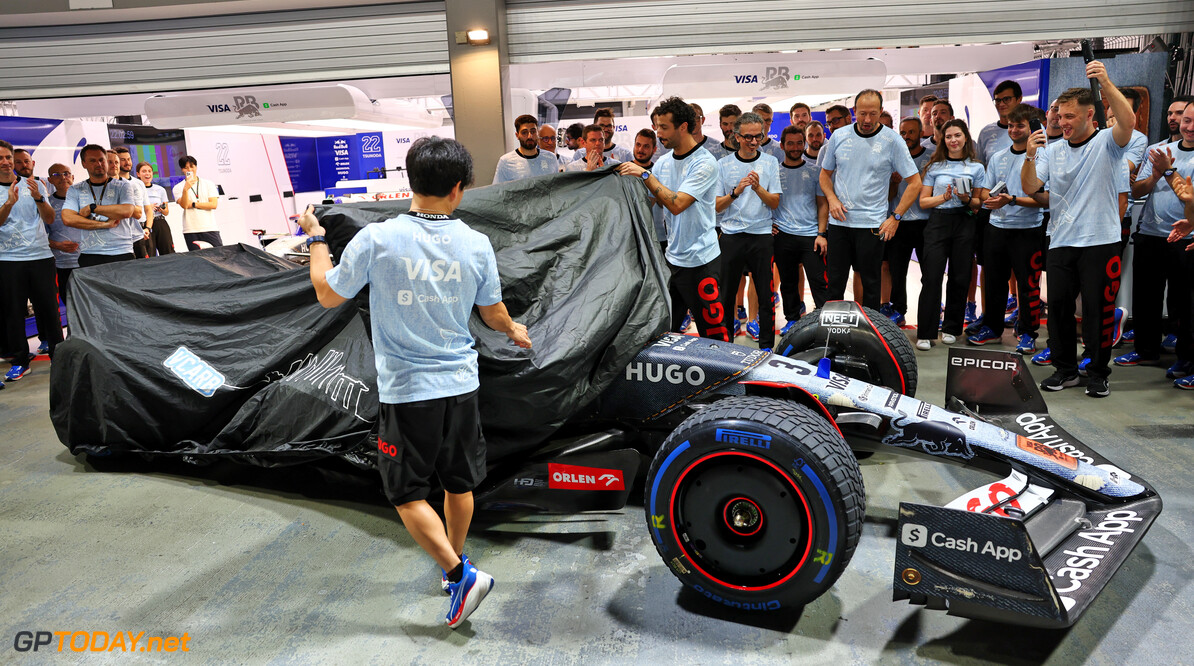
[163,347,225,397]
[820,310,860,328]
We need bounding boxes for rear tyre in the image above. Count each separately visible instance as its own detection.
[644,396,864,610]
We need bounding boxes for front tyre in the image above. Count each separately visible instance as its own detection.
[644,396,864,611]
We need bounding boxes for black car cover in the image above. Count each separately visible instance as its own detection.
[51,168,669,466]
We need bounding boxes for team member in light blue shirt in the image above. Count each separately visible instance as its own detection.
[618,96,727,341]
[773,124,827,325]
[715,111,781,349]
[706,104,741,162]
[571,107,634,164]
[969,105,1047,352]
[0,143,59,381]
[976,80,1021,164]
[1021,62,1137,397]
[45,163,81,309]
[493,114,560,184]
[751,103,786,163]
[1116,101,1194,376]
[61,145,137,266]
[884,116,934,327]
[564,124,622,172]
[301,136,529,628]
[916,119,986,349]
[819,89,922,311]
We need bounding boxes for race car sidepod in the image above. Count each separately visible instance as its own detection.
[892,348,1162,628]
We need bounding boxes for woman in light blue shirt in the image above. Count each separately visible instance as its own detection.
[915,119,986,350]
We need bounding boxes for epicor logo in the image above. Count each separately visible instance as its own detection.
[950,356,1018,371]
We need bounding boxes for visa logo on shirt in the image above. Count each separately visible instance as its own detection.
[401,257,462,282]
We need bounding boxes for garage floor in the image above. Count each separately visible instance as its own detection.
[3,317,1193,664]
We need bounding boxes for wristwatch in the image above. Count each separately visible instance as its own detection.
[33,197,44,203]
[640,171,651,181]
[817,231,828,238]
[1164,168,1176,178]
[89,203,97,215]
[892,213,903,221]
[729,190,740,199]
[306,235,327,249]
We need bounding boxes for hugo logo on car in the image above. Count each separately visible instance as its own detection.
[624,362,705,385]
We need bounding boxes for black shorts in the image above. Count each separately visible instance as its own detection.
[377,390,486,506]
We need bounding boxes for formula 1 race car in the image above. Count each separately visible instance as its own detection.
[463,300,1161,629]
[51,174,1159,630]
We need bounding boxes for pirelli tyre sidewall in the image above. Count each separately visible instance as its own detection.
[778,305,918,397]
[645,396,864,611]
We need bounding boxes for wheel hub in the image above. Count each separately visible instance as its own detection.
[724,497,763,536]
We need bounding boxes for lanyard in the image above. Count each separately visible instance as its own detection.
[87,178,110,206]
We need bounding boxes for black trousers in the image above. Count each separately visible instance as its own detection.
[918,208,976,339]
[669,257,728,341]
[827,225,885,311]
[149,216,175,255]
[885,218,926,316]
[184,231,223,252]
[0,258,62,363]
[78,253,134,268]
[1046,242,1122,379]
[981,225,1045,338]
[774,230,828,318]
[720,232,776,349]
[1131,234,1193,360]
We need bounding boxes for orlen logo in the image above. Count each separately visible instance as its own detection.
[950,357,1017,371]
[714,428,771,449]
[820,311,860,328]
[547,463,625,491]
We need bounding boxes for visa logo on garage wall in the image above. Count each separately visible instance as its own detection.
[733,67,815,92]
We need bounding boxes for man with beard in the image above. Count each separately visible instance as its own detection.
[824,105,851,135]
[494,114,560,183]
[0,144,58,381]
[922,99,954,152]
[631,129,657,169]
[789,103,812,132]
[706,104,741,161]
[689,103,717,152]
[752,103,785,162]
[571,107,633,164]
[115,147,153,257]
[819,89,921,311]
[773,124,827,330]
[62,144,137,267]
[804,121,826,165]
[919,95,939,136]
[618,97,726,341]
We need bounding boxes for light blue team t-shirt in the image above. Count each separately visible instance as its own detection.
[717,152,781,235]
[1035,129,1130,248]
[705,140,736,162]
[0,178,53,262]
[821,124,919,228]
[1135,141,1194,239]
[923,158,987,210]
[892,146,933,221]
[758,139,785,163]
[773,160,822,236]
[982,147,1043,229]
[976,122,1013,165]
[493,149,560,183]
[325,212,503,404]
[563,156,620,172]
[63,178,139,256]
[655,145,720,268]
[572,144,634,164]
[48,194,82,269]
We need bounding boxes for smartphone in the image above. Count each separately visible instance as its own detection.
[1029,117,1043,134]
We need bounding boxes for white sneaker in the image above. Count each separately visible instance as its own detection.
[941,333,957,344]
[916,339,931,351]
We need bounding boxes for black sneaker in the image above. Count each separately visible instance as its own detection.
[1040,371,1080,391]
[1085,376,1109,398]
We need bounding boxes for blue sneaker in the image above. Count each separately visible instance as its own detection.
[1016,334,1036,355]
[732,319,743,338]
[1032,347,1052,366]
[779,320,796,337]
[678,311,694,333]
[1114,351,1142,366]
[965,319,985,336]
[1175,375,1194,390]
[1162,334,1177,353]
[1004,309,1018,328]
[1111,307,1126,348]
[1122,328,1135,343]
[1006,295,1017,314]
[442,553,471,594]
[889,310,906,327]
[799,302,807,317]
[966,325,1000,346]
[1078,357,1092,377]
[0,380,5,391]
[35,341,50,356]
[880,302,896,318]
[964,301,978,327]
[737,305,748,322]
[4,365,30,382]
[445,563,494,629]
[1166,360,1194,379]
[746,319,760,341]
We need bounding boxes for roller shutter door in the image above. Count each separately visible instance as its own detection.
[507,0,1194,63]
[0,2,448,99]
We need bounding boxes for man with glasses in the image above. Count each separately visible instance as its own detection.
[752,103,785,162]
[571,108,633,164]
[977,81,1022,164]
[819,89,922,311]
[707,104,741,161]
[538,125,566,170]
[714,111,782,350]
[494,114,559,183]
[824,105,851,135]
[45,163,80,316]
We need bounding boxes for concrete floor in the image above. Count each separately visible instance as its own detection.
[3,322,1194,665]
